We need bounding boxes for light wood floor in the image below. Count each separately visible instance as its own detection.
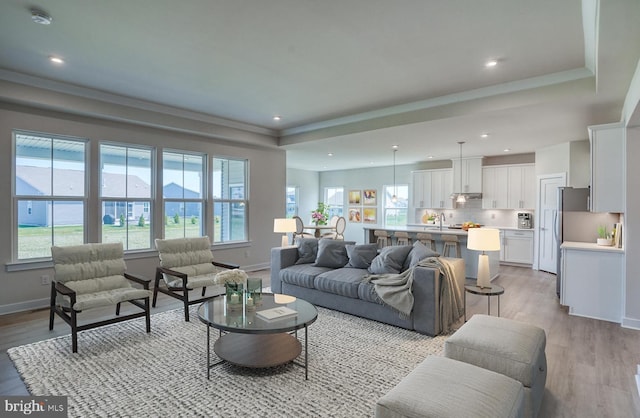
[1,267,639,417]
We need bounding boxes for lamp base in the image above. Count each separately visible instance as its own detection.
[281,234,289,247]
[476,254,491,288]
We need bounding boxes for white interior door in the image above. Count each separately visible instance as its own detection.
[536,173,566,273]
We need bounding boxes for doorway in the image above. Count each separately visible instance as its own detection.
[536,173,566,273]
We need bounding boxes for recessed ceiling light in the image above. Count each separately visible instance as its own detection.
[49,56,64,64]
[485,59,498,68]
[272,115,281,121]
[30,8,52,25]
[480,133,489,139]
[427,155,434,159]
[327,152,333,157]
[503,148,511,152]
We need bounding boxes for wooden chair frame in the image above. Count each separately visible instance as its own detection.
[153,260,239,321]
[49,272,151,353]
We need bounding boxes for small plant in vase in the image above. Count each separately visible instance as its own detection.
[597,225,612,246]
[311,202,330,226]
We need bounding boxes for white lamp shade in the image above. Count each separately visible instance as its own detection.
[273,218,297,233]
[467,228,501,251]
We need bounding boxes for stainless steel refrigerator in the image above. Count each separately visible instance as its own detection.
[554,187,589,297]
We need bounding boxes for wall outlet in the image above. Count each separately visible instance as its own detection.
[41,275,50,286]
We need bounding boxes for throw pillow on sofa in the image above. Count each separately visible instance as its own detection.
[295,238,319,264]
[368,245,413,274]
[345,244,378,269]
[403,241,440,271]
[313,239,356,268]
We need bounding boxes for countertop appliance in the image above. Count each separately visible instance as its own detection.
[518,212,532,229]
[554,187,590,297]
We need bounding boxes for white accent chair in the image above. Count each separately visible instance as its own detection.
[153,236,239,321]
[49,242,152,353]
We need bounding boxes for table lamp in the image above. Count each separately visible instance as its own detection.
[273,218,296,247]
[467,228,501,288]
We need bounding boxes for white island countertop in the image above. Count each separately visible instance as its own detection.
[561,241,624,253]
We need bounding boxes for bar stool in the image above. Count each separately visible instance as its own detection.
[416,232,437,251]
[374,230,392,249]
[394,231,411,246]
[441,234,462,258]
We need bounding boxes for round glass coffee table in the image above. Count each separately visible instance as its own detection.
[197,293,318,380]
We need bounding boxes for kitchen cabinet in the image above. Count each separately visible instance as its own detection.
[499,230,505,261]
[482,166,509,209]
[507,164,535,209]
[452,157,483,194]
[411,169,453,209]
[561,244,623,323]
[502,229,533,264]
[482,164,535,209]
[589,122,625,213]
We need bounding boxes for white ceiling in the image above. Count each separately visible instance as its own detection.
[0,0,639,171]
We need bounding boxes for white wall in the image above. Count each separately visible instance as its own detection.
[535,140,590,187]
[0,103,286,313]
[286,168,319,222]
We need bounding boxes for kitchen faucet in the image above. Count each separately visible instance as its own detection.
[439,213,446,230]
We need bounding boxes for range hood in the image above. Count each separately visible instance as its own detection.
[450,192,483,201]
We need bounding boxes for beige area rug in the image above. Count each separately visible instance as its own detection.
[8,306,448,417]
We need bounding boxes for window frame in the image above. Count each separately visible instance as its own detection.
[212,156,249,244]
[161,149,207,239]
[99,142,154,252]
[12,130,89,261]
[324,186,344,218]
[286,186,298,217]
[383,183,409,226]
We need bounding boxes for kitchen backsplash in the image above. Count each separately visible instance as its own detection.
[414,202,531,229]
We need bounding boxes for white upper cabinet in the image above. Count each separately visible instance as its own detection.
[430,169,453,209]
[482,166,509,209]
[589,122,625,213]
[482,164,535,209]
[411,169,453,209]
[508,164,536,209]
[452,157,483,194]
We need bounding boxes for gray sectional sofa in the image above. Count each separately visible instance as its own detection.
[270,239,465,336]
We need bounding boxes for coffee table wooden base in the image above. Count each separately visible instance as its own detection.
[214,333,302,368]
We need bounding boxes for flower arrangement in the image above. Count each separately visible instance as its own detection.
[311,202,330,225]
[215,269,248,285]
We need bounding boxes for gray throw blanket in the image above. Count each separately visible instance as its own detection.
[363,257,464,332]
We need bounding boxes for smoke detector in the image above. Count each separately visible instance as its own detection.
[30,8,52,25]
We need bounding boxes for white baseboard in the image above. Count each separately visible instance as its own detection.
[241,262,270,272]
[0,297,49,316]
[622,316,640,330]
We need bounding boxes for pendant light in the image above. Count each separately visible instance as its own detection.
[391,145,398,203]
[456,141,466,203]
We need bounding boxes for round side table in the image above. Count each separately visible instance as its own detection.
[464,283,505,322]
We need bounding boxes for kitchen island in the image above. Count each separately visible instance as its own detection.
[363,225,500,280]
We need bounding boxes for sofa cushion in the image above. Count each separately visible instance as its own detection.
[314,268,370,299]
[403,240,440,271]
[280,264,332,289]
[313,239,356,268]
[295,238,319,265]
[368,245,413,274]
[358,281,384,304]
[345,244,378,269]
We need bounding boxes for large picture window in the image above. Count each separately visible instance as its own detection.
[384,184,408,226]
[100,144,153,250]
[163,151,205,239]
[212,157,247,243]
[14,131,87,260]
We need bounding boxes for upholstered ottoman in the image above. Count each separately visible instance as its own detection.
[375,356,524,418]
[444,315,547,418]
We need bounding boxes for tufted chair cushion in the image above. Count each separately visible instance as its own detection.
[51,243,151,311]
[155,236,218,289]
